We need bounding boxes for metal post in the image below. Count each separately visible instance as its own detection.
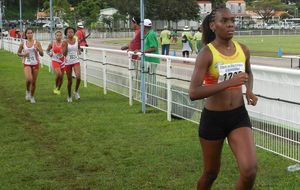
[49,0,53,73]
[166,58,172,121]
[50,0,53,42]
[0,0,3,49]
[140,0,146,113]
[128,53,133,106]
[83,48,87,87]
[102,51,107,95]
[19,0,22,33]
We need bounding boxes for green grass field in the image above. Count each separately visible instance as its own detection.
[0,50,300,190]
[103,35,300,57]
[235,35,300,56]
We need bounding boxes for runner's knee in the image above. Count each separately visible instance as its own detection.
[202,170,219,182]
[240,163,257,181]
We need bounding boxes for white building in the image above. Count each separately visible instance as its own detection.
[99,8,130,29]
[198,1,212,15]
[226,0,246,14]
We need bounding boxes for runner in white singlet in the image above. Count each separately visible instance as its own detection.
[62,27,81,103]
[17,28,44,104]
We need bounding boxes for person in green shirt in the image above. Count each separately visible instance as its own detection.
[144,19,160,64]
[144,19,160,105]
[160,26,171,55]
[194,26,203,53]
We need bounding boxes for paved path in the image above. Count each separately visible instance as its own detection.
[87,38,300,69]
[41,38,300,69]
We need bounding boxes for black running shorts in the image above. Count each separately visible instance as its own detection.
[199,105,252,140]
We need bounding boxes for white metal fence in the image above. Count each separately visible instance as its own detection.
[5,29,300,42]
[19,31,135,41]
[235,29,300,36]
[1,37,299,163]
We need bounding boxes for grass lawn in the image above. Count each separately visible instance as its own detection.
[103,35,300,57]
[234,35,300,55]
[0,50,300,189]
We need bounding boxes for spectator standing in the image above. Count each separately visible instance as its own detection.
[144,19,160,105]
[160,25,171,55]
[194,26,203,53]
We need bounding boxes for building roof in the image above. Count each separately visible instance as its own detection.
[100,8,118,16]
[227,0,245,3]
[197,0,246,3]
[36,12,48,18]
[197,1,211,3]
[272,11,290,17]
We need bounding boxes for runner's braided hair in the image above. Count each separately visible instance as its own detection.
[201,6,229,45]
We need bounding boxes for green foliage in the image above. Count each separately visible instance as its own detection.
[3,0,40,19]
[250,0,288,23]
[43,0,70,17]
[211,0,226,8]
[110,0,200,22]
[76,0,103,27]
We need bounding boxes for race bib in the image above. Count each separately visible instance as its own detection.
[68,51,77,61]
[218,63,245,83]
[26,54,36,64]
[55,53,63,59]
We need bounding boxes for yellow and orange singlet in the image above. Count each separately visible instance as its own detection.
[204,41,246,89]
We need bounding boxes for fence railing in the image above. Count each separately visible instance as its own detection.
[1,37,299,163]
[235,29,300,36]
[25,31,135,41]
[5,29,300,42]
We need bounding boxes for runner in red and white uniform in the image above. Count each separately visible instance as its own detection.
[46,31,65,95]
[17,28,44,104]
[62,27,81,103]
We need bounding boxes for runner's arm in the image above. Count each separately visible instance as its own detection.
[36,41,44,56]
[17,42,27,57]
[46,42,53,57]
[62,40,68,56]
[240,42,258,106]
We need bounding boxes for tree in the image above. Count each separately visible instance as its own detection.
[109,0,200,24]
[43,0,70,17]
[4,0,38,19]
[76,0,103,26]
[250,0,287,23]
[211,0,226,8]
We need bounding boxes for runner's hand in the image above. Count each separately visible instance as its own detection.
[23,52,29,57]
[226,72,248,87]
[246,91,258,106]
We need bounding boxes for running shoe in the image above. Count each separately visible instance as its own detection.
[67,96,72,103]
[53,88,61,95]
[30,97,36,104]
[74,91,80,100]
[25,91,31,101]
[56,90,61,95]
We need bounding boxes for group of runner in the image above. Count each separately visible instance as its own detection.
[14,7,260,189]
[17,23,88,103]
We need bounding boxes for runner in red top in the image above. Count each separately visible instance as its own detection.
[76,22,88,47]
[46,31,65,95]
